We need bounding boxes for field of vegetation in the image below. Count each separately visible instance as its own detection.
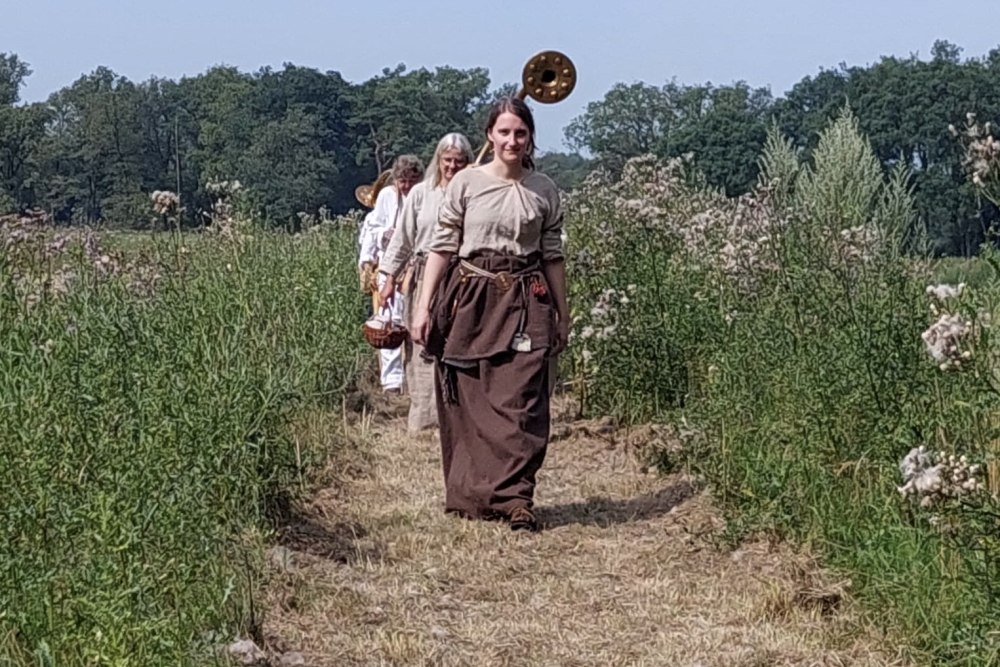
[0,196,367,665]
[5,39,1000,667]
[563,109,1000,665]
[4,104,1000,666]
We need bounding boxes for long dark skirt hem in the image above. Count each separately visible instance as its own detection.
[435,348,551,520]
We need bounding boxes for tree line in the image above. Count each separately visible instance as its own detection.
[0,54,520,229]
[567,40,1000,256]
[2,39,1000,254]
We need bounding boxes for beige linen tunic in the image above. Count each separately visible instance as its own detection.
[379,180,448,433]
[428,167,564,261]
[380,181,444,278]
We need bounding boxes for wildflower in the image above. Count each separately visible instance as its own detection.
[151,190,181,216]
[921,313,971,368]
[926,283,965,301]
[898,446,985,506]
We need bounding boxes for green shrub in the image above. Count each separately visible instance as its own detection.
[564,108,1000,665]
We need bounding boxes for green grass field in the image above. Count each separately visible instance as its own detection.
[0,221,366,666]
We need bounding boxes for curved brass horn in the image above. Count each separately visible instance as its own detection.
[355,169,393,209]
[474,50,577,165]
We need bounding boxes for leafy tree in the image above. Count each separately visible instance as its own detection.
[242,107,338,225]
[0,103,51,212]
[179,66,256,189]
[535,151,592,191]
[564,82,673,173]
[665,82,773,195]
[0,54,49,214]
[0,53,31,106]
[349,64,493,176]
[773,42,1000,254]
[32,67,148,225]
[566,80,772,194]
[251,64,357,212]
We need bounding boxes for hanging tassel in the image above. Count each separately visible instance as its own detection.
[530,276,547,297]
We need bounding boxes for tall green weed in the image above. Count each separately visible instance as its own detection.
[564,107,1000,665]
[0,213,365,666]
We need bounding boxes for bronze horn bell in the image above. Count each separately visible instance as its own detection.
[355,169,392,209]
[473,50,577,165]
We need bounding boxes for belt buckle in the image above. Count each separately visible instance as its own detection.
[495,271,513,292]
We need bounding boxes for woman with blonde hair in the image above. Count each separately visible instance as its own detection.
[411,99,568,531]
[360,154,424,392]
[380,133,475,431]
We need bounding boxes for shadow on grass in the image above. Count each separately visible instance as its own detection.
[537,479,697,529]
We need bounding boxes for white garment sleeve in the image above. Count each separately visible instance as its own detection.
[359,226,380,267]
[380,184,421,277]
[372,186,398,232]
[358,212,375,263]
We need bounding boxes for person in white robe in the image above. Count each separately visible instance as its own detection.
[361,155,424,392]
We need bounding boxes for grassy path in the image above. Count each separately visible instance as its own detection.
[261,400,909,667]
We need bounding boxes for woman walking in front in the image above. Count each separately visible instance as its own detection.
[379,133,475,433]
[411,98,569,532]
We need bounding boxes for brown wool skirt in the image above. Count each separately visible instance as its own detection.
[425,252,556,519]
[435,348,551,518]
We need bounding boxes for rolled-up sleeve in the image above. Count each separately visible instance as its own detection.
[429,175,465,254]
[540,185,565,261]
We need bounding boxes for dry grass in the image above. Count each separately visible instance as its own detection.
[260,397,914,667]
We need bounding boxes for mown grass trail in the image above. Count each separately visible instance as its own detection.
[262,397,909,667]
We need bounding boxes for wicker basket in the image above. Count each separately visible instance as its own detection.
[363,317,408,349]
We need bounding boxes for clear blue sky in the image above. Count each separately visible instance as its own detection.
[3,0,999,152]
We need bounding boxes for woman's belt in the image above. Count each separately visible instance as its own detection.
[458,259,538,293]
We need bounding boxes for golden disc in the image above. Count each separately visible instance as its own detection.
[522,50,576,104]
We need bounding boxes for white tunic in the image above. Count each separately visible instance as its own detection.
[357,211,377,266]
[358,185,404,267]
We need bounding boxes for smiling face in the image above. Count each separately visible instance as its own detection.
[439,147,468,185]
[488,111,531,166]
